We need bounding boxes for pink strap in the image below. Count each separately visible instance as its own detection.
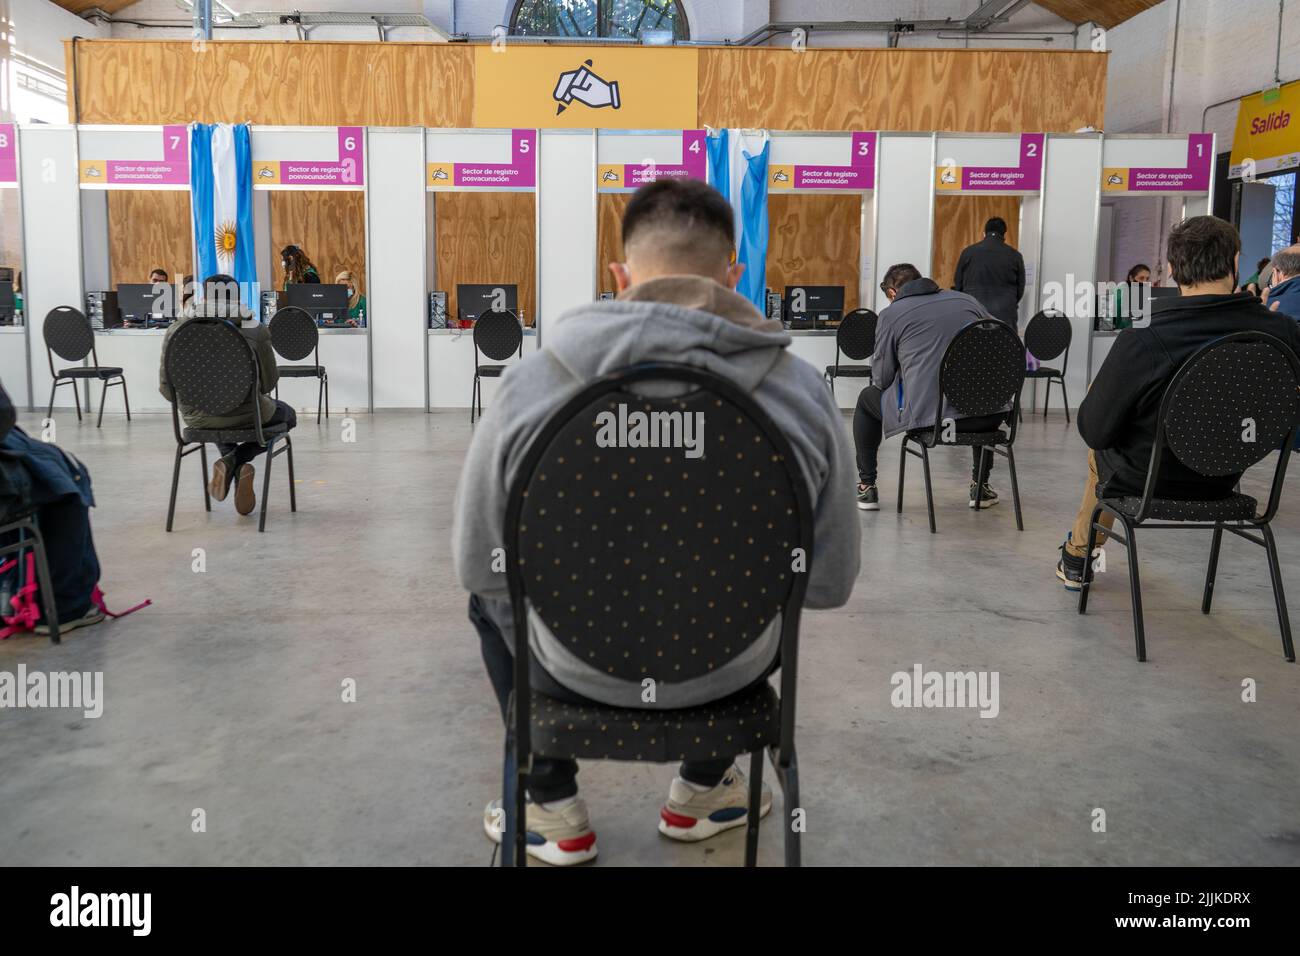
[90,584,151,620]
[0,554,41,639]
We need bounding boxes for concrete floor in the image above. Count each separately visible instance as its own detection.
[2,404,1299,867]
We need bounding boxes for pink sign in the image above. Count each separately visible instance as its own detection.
[1126,133,1213,192]
[277,127,365,186]
[790,131,876,190]
[622,130,707,186]
[0,124,15,185]
[953,133,1044,192]
[453,129,537,188]
[100,125,190,186]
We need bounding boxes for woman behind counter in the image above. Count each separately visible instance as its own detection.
[336,270,366,327]
[281,245,320,289]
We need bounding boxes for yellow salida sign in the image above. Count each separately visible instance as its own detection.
[474,46,698,130]
[1230,83,1300,177]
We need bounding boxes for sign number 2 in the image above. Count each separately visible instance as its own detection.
[1026,142,1038,157]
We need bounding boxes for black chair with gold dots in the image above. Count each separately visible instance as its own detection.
[162,317,296,533]
[501,362,814,867]
[1078,331,1300,663]
[898,318,1026,533]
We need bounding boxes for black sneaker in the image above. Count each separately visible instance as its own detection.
[857,484,879,511]
[1056,541,1085,591]
[968,482,999,508]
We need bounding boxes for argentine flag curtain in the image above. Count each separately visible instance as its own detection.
[190,123,257,310]
[707,128,770,313]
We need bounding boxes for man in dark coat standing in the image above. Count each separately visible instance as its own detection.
[954,216,1026,329]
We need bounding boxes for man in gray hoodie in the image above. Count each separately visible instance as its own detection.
[452,178,859,865]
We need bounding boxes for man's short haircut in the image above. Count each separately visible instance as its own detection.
[150,268,169,281]
[984,217,1007,237]
[1269,247,1300,280]
[621,179,735,264]
[880,262,922,295]
[1166,216,1240,287]
[200,273,245,318]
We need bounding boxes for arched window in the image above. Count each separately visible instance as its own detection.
[510,0,689,41]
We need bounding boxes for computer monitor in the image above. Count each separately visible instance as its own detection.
[117,283,175,325]
[784,285,845,327]
[458,284,518,324]
[286,283,350,325]
[0,281,13,326]
[0,267,13,283]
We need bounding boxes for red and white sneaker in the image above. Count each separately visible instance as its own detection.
[483,796,598,866]
[658,764,773,842]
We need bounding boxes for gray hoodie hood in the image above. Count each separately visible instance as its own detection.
[451,275,860,708]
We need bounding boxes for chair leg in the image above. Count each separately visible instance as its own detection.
[1006,445,1024,531]
[1119,516,1147,662]
[258,440,275,533]
[920,445,936,534]
[72,380,82,422]
[120,376,131,421]
[744,748,764,868]
[316,375,323,425]
[1260,524,1296,662]
[1043,378,1052,420]
[27,525,60,645]
[199,444,211,512]
[96,379,108,428]
[166,443,183,532]
[285,436,297,512]
[1058,376,1070,425]
[1077,503,1104,615]
[782,749,801,868]
[470,374,478,425]
[46,381,57,422]
[325,374,330,419]
[1202,522,1224,614]
[972,448,986,512]
[896,440,908,513]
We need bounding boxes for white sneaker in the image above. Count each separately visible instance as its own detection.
[483,796,598,866]
[658,764,773,842]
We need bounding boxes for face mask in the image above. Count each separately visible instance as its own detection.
[347,288,354,297]
[282,260,290,271]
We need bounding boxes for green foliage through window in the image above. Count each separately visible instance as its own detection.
[511,0,688,41]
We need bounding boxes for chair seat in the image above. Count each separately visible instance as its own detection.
[825,365,872,378]
[57,366,122,380]
[277,365,325,379]
[531,681,780,763]
[907,428,1008,448]
[182,421,290,445]
[477,365,508,378]
[1025,366,1062,378]
[1108,493,1258,522]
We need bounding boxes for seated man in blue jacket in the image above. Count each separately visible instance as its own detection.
[853,264,1010,511]
[1057,216,1300,588]
[1263,246,1300,318]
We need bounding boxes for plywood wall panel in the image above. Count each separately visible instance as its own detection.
[767,194,861,313]
[67,41,473,127]
[698,49,1107,133]
[269,190,367,296]
[596,192,631,297]
[107,190,192,288]
[433,192,536,326]
[931,195,1022,292]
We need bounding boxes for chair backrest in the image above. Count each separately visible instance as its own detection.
[43,307,94,363]
[473,309,523,362]
[1023,309,1072,363]
[1137,331,1300,521]
[504,362,814,711]
[836,308,877,362]
[938,319,1027,422]
[163,317,259,419]
[268,306,319,362]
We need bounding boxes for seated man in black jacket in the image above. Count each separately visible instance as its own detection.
[1057,215,1300,588]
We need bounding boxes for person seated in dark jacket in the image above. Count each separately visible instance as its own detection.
[1263,246,1300,318]
[158,275,297,518]
[1057,216,1300,588]
[853,263,1012,511]
[954,217,1026,329]
[0,379,103,635]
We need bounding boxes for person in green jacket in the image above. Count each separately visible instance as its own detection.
[280,244,320,289]
[159,275,296,517]
[337,270,366,327]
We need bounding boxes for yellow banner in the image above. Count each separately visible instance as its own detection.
[474,46,698,130]
[1230,83,1300,177]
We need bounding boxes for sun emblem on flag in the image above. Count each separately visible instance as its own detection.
[214,221,238,263]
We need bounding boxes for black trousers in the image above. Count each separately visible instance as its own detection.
[853,385,1004,485]
[469,593,737,803]
[217,400,297,470]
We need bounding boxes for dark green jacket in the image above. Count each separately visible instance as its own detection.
[158,314,279,430]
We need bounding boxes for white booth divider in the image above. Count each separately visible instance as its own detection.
[0,129,28,406]
[873,133,935,314]
[21,125,83,418]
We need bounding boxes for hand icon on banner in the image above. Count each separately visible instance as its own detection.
[940,168,957,184]
[772,169,790,182]
[432,168,450,181]
[553,60,621,114]
[601,170,619,182]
